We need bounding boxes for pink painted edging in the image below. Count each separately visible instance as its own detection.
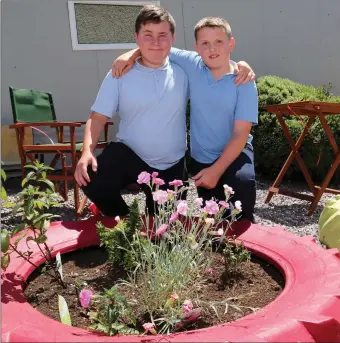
[2,216,340,342]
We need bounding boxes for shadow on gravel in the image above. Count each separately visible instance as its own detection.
[254,203,323,228]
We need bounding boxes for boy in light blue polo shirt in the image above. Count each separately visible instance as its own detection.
[75,5,188,216]
[112,17,258,222]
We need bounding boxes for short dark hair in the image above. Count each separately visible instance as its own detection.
[135,5,176,35]
[194,17,232,41]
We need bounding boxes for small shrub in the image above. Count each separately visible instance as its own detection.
[0,162,65,286]
[89,287,139,336]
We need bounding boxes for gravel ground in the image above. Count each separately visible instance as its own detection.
[1,176,337,242]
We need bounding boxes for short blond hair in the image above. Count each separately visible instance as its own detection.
[194,17,232,41]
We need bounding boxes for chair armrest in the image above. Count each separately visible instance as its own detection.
[49,122,82,128]
[77,121,113,126]
[9,122,54,129]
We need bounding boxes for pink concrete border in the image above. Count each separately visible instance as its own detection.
[2,217,340,342]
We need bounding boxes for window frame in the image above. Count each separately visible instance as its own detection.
[68,1,160,50]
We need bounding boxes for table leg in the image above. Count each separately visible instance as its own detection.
[265,113,316,203]
[308,151,340,215]
[307,112,340,215]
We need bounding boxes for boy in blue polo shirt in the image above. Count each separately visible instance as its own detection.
[75,5,189,216]
[113,17,258,222]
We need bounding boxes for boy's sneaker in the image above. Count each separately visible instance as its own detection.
[88,202,102,215]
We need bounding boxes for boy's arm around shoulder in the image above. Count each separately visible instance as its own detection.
[169,47,201,75]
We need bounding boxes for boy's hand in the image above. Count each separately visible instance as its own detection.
[74,150,97,187]
[112,51,136,78]
[234,61,256,86]
[192,166,221,189]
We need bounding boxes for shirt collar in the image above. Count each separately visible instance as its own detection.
[202,60,236,84]
[135,56,170,72]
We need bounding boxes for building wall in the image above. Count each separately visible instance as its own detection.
[1,0,340,165]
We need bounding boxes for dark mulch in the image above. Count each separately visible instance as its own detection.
[24,246,284,332]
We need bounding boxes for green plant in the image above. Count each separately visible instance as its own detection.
[0,161,65,286]
[222,239,250,274]
[89,286,139,336]
[96,199,142,269]
[96,172,245,335]
[1,164,7,200]
[254,76,340,183]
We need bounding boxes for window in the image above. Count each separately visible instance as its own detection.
[68,1,160,50]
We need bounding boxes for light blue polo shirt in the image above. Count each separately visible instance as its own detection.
[91,57,188,170]
[170,48,258,164]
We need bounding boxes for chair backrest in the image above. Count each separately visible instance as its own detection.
[9,87,57,123]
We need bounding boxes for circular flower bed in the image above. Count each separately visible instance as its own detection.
[2,217,340,342]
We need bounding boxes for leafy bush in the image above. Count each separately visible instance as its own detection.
[254,76,340,183]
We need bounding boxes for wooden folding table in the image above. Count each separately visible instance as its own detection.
[264,101,340,215]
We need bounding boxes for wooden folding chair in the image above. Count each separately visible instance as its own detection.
[9,87,112,215]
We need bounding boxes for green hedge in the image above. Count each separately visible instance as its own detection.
[254,76,340,184]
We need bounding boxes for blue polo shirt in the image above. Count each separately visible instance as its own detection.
[170,48,258,164]
[91,57,188,170]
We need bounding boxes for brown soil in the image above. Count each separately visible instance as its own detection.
[24,246,284,332]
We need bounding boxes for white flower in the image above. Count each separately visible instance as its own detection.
[217,228,224,236]
[235,200,242,211]
[205,218,215,226]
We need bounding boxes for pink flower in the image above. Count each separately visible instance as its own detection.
[177,200,188,216]
[154,178,165,186]
[170,212,179,223]
[223,184,234,195]
[79,289,93,309]
[183,299,193,313]
[205,218,215,226]
[169,179,183,187]
[219,201,230,209]
[204,200,219,215]
[137,171,151,185]
[114,216,120,222]
[156,224,168,236]
[140,232,147,238]
[190,242,199,249]
[205,268,213,275]
[152,190,169,204]
[142,322,156,334]
[235,200,242,211]
[151,172,159,178]
[167,189,176,195]
[217,228,224,236]
[195,198,203,208]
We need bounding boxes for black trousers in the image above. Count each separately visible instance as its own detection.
[189,145,256,222]
[82,142,187,217]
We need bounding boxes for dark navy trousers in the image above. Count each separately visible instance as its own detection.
[189,144,256,222]
[82,142,187,217]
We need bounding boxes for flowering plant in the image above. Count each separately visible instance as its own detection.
[94,171,249,335]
